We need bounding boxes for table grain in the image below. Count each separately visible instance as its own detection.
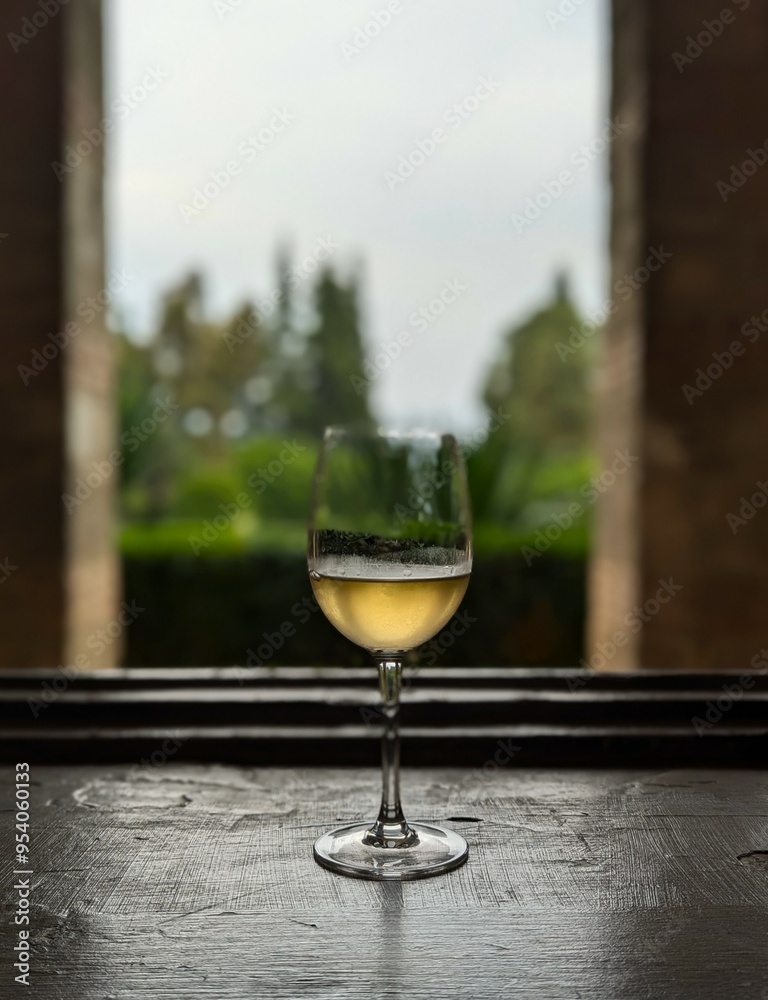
[2,765,767,999]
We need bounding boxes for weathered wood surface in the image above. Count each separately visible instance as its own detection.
[2,766,768,998]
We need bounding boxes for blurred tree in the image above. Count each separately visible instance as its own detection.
[118,334,155,491]
[472,274,595,523]
[256,245,297,432]
[278,266,371,435]
[484,274,592,453]
[117,333,190,521]
[117,255,373,526]
[153,273,266,453]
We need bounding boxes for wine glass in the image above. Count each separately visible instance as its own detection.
[308,426,473,880]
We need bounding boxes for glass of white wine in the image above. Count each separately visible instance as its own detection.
[308,426,472,880]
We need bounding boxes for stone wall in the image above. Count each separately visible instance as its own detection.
[590,0,768,669]
[0,0,119,666]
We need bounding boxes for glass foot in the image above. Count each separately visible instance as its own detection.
[313,822,468,880]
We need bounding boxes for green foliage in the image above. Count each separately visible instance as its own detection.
[272,267,372,435]
[120,518,307,557]
[116,262,597,667]
[235,436,317,521]
[116,254,372,528]
[470,275,597,537]
[117,337,193,521]
[484,274,594,457]
[121,520,249,557]
[117,269,599,557]
[171,465,247,519]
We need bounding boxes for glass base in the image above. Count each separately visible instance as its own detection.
[313,822,468,881]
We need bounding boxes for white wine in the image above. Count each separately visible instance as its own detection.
[306,433,473,879]
[311,571,470,653]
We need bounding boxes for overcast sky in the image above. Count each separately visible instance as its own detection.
[105,0,609,433]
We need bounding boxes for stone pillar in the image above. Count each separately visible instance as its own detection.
[590,0,768,669]
[0,0,119,667]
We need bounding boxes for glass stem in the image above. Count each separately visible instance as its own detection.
[365,659,418,847]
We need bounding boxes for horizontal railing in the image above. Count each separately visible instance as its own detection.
[1,667,765,766]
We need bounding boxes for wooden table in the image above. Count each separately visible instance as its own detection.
[2,765,767,998]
